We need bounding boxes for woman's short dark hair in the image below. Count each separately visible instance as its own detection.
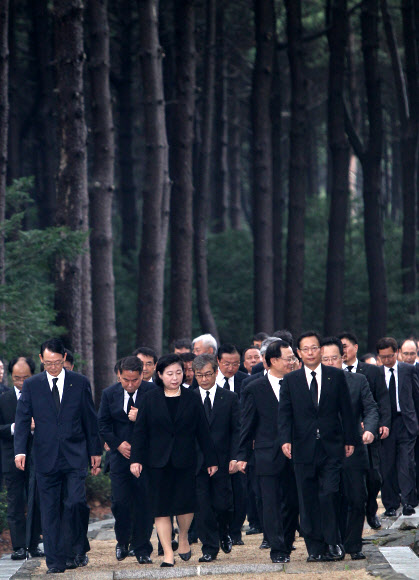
[154,354,184,387]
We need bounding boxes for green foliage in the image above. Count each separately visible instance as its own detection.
[0,489,8,533]
[85,471,111,505]
[114,250,138,358]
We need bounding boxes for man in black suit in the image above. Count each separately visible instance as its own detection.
[0,357,42,560]
[14,338,102,574]
[98,356,154,564]
[278,331,357,562]
[321,338,378,559]
[376,336,419,516]
[338,332,391,530]
[192,354,240,562]
[237,340,299,563]
[132,347,157,382]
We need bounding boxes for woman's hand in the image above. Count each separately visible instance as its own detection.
[130,462,143,478]
[207,465,218,477]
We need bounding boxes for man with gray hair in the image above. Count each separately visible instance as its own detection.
[192,334,218,356]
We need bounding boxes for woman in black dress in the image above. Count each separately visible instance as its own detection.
[130,354,218,566]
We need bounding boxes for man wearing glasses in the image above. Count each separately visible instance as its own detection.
[14,338,102,574]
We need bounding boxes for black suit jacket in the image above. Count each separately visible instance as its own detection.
[344,372,379,470]
[356,361,391,430]
[0,389,31,472]
[131,386,217,469]
[238,375,288,475]
[98,380,156,474]
[278,365,358,463]
[251,362,264,375]
[241,371,265,390]
[379,362,419,437]
[194,387,240,474]
[217,371,247,400]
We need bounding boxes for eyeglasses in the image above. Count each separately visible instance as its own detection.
[195,372,215,380]
[219,361,240,368]
[142,361,155,367]
[379,353,396,361]
[43,360,64,368]
[280,357,297,363]
[299,346,320,353]
[322,356,341,363]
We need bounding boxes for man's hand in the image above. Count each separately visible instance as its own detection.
[362,431,374,444]
[130,463,142,478]
[379,426,389,440]
[207,466,218,477]
[117,441,131,459]
[128,406,138,422]
[345,445,354,457]
[282,443,292,459]
[229,460,238,474]
[15,455,26,471]
[31,418,35,430]
[236,461,247,474]
[104,442,110,452]
[91,455,102,476]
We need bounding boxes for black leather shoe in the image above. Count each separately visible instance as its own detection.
[383,508,397,517]
[367,515,381,529]
[325,544,344,561]
[246,526,262,535]
[11,548,26,560]
[29,547,44,558]
[46,568,65,574]
[199,553,216,562]
[271,554,290,563]
[65,559,77,569]
[403,504,415,516]
[172,538,179,551]
[232,538,244,545]
[220,534,232,554]
[75,553,88,567]
[136,555,152,564]
[179,550,191,561]
[307,554,325,562]
[128,548,135,557]
[259,539,270,549]
[350,552,366,560]
[161,561,175,567]
[115,543,129,561]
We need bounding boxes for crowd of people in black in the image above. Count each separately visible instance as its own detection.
[0,330,418,573]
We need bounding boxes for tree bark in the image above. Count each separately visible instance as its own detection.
[0,0,8,345]
[193,0,219,340]
[284,0,307,338]
[6,0,19,184]
[136,0,171,354]
[323,0,350,336]
[88,0,117,402]
[228,68,241,230]
[168,0,195,344]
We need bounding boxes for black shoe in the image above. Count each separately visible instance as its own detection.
[403,504,415,516]
[46,568,65,574]
[65,559,78,569]
[383,508,397,517]
[161,561,175,567]
[367,515,381,529]
[128,548,135,557]
[307,554,325,562]
[325,544,344,561]
[259,539,270,549]
[136,555,153,564]
[232,538,244,545]
[29,547,44,558]
[199,553,216,562]
[172,538,179,552]
[11,548,26,560]
[220,534,232,554]
[350,552,366,560]
[271,554,290,563]
[115,543,129,561]
[179,550,191,561]
[75,553,88,567]
[246,526,262,535]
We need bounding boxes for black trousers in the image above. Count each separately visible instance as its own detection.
[195,470,233,557]
[293,442,342,556]
[246,462,261,529]
[380,415,417,509]
[229,471,247,541]
[339,468,367,553]
[110,469,153,556]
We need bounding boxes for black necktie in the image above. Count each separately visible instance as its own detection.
[223,377,230,391]
[52,377,60,412]
[279,379,283,386]
[204,391,212,421]
[127,393,134,415]
[346,365,354,373]
[310,371,318,408]
[389,368,397,416]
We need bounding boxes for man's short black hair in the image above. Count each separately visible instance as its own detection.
[242,346,260,358]
[114,356,144,375]
[337,331,358,345]
[376,337,398,353]
[64,349,74,365]
[217,343,240,360]
[272,329,293,347]
[296,331,322,350]
[8,356,36,375]
[321,336,344,356]
[360,352,376,362]
[265,340,291,367]
[40,338,65,357]
[179,352,196,363]
[252,332,269,343]
[171,338,191,352]
[132,346,158,364]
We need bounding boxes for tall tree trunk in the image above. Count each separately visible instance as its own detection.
[284,0,307,338]
[53,0,92,377]
[168,0,195,344]
[88,0,117,402]
[0,0,8,345]
[193,0,218,340]
[136,0,171,354]
[228,68,241,230]
[6,0,19,184]
[116,0,137,256]
[32,0,57,229]
[324,0,350,336]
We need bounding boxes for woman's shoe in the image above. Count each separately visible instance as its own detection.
[179,550,191,561]
[161,561,175,567]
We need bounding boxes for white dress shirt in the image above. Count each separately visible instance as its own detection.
[123,389,138,413]
[304,364,322,403]
[46,368,65,401]
[267,371,281,401]
[343,359,358,372]
[199,384,217,405]
[384,361,400,412]
[216,370,235,392]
